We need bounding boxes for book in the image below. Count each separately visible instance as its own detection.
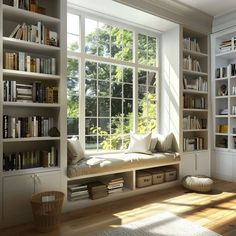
[9,24,21,38]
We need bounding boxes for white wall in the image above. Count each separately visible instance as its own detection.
[160,26,180,146]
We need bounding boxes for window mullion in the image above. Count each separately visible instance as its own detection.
[79,15,86,150]
[133,31,138,133]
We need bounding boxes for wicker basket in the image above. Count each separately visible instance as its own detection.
[31,191,64,232]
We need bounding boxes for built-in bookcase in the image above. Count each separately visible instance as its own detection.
[0,0,66,227]
[180,27,210,179]
[181,28,209,153]
[212,27,236,150]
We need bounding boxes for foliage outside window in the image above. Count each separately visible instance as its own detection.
[67,13,158,151]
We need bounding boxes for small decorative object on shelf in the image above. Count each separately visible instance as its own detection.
[218,84,228,96]
[48,127,60,137]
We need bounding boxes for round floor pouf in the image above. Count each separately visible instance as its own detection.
[182,175,214,193]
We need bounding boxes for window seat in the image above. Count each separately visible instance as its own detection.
[67,152,180,178]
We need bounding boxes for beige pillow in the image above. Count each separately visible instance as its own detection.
[126,132,152,154]
[67,137,84,164]
[151,133,174,152]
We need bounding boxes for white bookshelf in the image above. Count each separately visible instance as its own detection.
[211,26,236,182]
[0,0,67,227]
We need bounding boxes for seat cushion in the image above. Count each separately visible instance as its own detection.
[182,175,213,193]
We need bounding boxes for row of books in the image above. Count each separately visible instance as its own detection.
[183,37,201,52]
[9,22,58,47]
[218,36,236,53]
[183,76,208,91]
[68,184,89,201]
[4,52,56,75]
[216,124,228,133]
[216,64,236,78]
[3,146,57,171]
[183,115,207,130]
[183,94,206,109]
[183,137,204,152]
[183,55,202,72]
[3,80,58,103]
[3,115,54,138]
[5,0,46,14]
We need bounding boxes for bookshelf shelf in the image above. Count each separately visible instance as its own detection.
[3,167,61,177]
[183,49,208,57]
[3,4,60,25]
[183,108,208,112]
[3,137,61,143]
[216,50,236,59]
[3,37,60,54]
[215,133,228,136]
[183,69,208,76]
[183,129,208,132]
[3,69,60,80]
[183,89,208,95]
[3,102,60,108]
[215,96,228,99]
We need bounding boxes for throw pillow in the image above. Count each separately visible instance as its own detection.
[126,132,152,154]
[151,133,174,152]
[67,137,84,164]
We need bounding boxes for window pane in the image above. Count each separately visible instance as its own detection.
[85,61,97,79]
[98,63,110,80]
[123,99,132,115]
[67,58,79,137]
[98,81,110,97]
[85,118,97,135]
[111,82,122,97]
[98,118,110,134]
[98,98,110,117]
[111,99,122,116]
[67,13,80,35]
[67,58,79,77]
[123,68,133,83]
[138,69,158,133]
[67,34,80,52]
[85,79,97,97]
[85,136,97,149]
[67,118,79,136]
[124,84,133,98]
[85,19,98,55]
[86,97,97,116]
[138,33,157,67]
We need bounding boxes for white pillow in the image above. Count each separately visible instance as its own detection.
[67,137,84,164]
[151,133,174,152]
[126,132,152,154]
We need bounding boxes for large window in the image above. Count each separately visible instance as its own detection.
[67,12,159,151]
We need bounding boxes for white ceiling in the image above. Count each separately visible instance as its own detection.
[175,0,236,17]
[68,0,177,32]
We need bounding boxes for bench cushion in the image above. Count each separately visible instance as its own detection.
[67,152,180,178]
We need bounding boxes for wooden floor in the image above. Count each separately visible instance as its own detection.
[1,180,236,236]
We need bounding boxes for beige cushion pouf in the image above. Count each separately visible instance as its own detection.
[182,175,214,193]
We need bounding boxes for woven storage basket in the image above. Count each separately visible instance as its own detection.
[182,175,213,193]
[31,191,64,232]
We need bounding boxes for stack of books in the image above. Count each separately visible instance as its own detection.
[183,55,202,72]
[218,37,236,53]
[183,76,207,91]
[183,137,204,151]
[88,181,108,200]
[67,184,89,201]
[183,37,201,52]
[103,177,124,194]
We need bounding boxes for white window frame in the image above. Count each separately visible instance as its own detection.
[67,7,161,153]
